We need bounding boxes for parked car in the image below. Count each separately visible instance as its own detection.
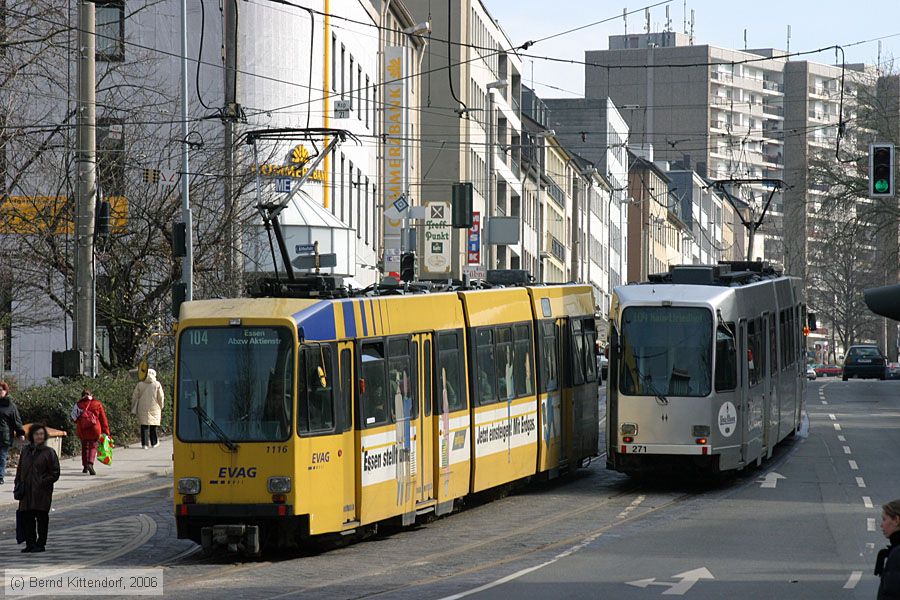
[805,365,817,380]
[887,362,900,380]
[815,364,843,377]
[842,345,887,380]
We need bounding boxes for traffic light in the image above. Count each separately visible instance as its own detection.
[172,282,186,318]
[172,222,187,257]
[400,252,416,282]
[868,143,894,198]
[451,182,473,228]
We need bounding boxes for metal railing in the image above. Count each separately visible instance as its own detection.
[763,80,784,92]
[547,182,565,207]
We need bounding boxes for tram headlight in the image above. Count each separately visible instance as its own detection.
[267,476,292,494]
[620,423,638,436]
[692,425,711,438]
[178,477,201,495]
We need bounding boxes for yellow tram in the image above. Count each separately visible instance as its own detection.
[173,283,599,553]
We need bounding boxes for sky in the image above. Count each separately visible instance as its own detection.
[486,0,900,98]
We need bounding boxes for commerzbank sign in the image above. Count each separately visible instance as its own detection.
[258,144,326,183]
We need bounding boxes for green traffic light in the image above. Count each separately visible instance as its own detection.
[875,179,890,193]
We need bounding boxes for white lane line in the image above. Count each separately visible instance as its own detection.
[838,435,846,442]
[829,414,837,420]
[844,571,863,590]
[834,423,842,431]
[821,400,828,405]
[849,460,859,470]
[617,495,647,519]
[856,477,867,488]
[435,530,605,600]
[843,446,852,455]
[868,518,877,532]
[863,496,874,509]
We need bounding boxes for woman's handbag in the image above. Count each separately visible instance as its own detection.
[97,434,114,466]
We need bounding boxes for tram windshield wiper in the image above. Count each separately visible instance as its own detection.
[191,403,239,452]
[630,361,669,405]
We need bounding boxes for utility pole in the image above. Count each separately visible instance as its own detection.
[75,0,96,377]
[179,0,193,300]
[223,0,240,295]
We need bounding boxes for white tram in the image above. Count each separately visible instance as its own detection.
[606,262,808,475]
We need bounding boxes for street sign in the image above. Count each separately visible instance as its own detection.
[392,196,410,214]
[463,265,486,280]
[295,243,316,255]
[626,567,715,596]
[423,201,451,275]
[292,253,338,270]
[275,177,292,193]
[334,100,351,119]
[467,212,481,265]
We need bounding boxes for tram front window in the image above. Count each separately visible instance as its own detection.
[177,327,294,442]
[619,307,712,398]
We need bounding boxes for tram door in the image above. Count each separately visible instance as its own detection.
[337,341,359,525]
[412,334,435,506]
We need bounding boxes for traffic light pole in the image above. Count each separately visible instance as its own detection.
[179,0,193,301]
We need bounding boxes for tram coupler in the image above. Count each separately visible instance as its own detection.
[201,524,260,555]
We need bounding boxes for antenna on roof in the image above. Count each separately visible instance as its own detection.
[689,9,695,45]
[665,6,671,32]
[744,29,747,50]
[683,0,687,34]
[623,7,627,36]
[645,8,650,34]
[786,25,791,59]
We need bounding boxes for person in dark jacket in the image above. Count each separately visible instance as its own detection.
[14,423,60,553]
[876,499,900,600]
[72,389,110,476]
[0,380,26,485]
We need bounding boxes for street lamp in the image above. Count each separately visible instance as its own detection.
[402,21,431,36]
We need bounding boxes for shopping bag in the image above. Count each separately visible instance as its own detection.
[97,434,114,466]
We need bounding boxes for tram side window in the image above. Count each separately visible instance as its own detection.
[496,327,515,401]
[569,319,585,386]
[768,314,777,375]
[360,342,389,427]
[747,320,761,386]
[436,331,466,412]
[540,322,560,393]
[388,337,417,420]
[475,329,497,405]
[424,340,432,417]
[513,324,534,397]
[298,345,335,434]
[339,348,352,432]
[715,323,737,391]
[583,319,598,383]
[779,310,788,371]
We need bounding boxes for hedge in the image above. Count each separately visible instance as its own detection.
[10,371,174,456]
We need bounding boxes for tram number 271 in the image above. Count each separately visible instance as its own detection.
[629,445,647,453]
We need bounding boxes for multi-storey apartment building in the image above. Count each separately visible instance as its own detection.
[406,0,524,278]
[0,0,422,383]
[542,98,630,297]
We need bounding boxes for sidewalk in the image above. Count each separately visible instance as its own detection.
[0,438,172,510]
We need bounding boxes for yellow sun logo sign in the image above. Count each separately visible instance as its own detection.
[290,145,311,165]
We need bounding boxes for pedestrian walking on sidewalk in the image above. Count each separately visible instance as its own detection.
[72,389,110,476]
[0,380,26,485]
[131,368,164,449]
[14,424,60,553]
[876,499,900,600]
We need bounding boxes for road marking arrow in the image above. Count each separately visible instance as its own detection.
[626,568,715,596]
[758,472,786,488]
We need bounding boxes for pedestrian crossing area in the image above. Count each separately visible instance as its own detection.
[0,514,156,584]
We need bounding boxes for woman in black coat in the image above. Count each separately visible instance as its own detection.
[876,499,900,600]
[14,424,61,553]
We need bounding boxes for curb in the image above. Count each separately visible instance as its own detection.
[0,469,172,512]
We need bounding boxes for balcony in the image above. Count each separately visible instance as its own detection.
[547,182,565,207]
[763,80,784,93]
[548,234,566,262]
[762,104,783,117]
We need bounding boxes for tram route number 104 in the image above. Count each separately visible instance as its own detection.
[187,330,208,346]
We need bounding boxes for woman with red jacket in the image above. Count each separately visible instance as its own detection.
[72,389,110,476]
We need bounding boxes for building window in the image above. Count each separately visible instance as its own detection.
[338,153,344,217]
[357,66,363,120]
[97,118,125,196]
[331,34,337,92]
[365,75,370,129]
[364,176,370,245]
[356,168,362,238]
[348,160,354,227]
[96,1,125,62]
[341,44,347,100]
[349,55,354,108]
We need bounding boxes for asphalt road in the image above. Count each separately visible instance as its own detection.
[1,380,896,600]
